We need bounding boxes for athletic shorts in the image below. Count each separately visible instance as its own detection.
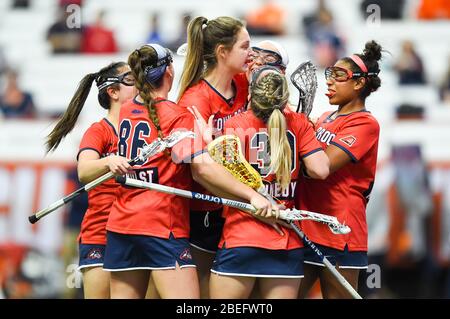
[78,243,105,271]
[303,242,368,269]
[103,231,196,271]
[211,244,304,278]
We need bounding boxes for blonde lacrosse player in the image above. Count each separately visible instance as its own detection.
[206,67,329,299]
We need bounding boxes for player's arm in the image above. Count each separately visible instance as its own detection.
[297,114,330,179]
[77,151,131,184]
[324,145,352,174]
[303,150,330,179]
[190,153,276,217]
[326,116,380,174]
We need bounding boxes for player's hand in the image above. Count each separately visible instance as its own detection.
[107,155,132,175]
[252,214,285,236]
[188,105,215,144]
[250,192,280,218]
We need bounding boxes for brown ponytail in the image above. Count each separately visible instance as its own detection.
[46,72,97,153]
[45,62,127,153]
[177,16,244,100]
[128,46,165,140]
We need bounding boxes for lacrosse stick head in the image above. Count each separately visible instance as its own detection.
[138,130,195,162]
[290,61,318,116]
[163,130,196,147]
[329,223,351,235]
[279,209,351,235]
[207,135,264,191]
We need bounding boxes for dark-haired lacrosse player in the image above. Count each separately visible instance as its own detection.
[296,40,383,299]
[206,67,329,299]
[247,39,289,76]
[45,62,136,298]
[177,16,253,298]
[103,43,275,299]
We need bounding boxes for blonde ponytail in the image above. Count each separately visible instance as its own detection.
[267,109,292,190]
[250,69,291,190]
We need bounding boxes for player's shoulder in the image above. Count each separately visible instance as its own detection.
[179,81,210,102]
[85,118,111,135]
[318,110,334,121]
[120,97,147,118]
[284,108,308,121]
[284,109,311,130]
[225,110,253,128]
[346,110,380,130]
[156,99,191,117]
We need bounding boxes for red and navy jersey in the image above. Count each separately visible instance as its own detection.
[219,109,323,250]
[77,118,119,245]
[107,97,205,239]
[296,110,380,251]
[178,73,249,211]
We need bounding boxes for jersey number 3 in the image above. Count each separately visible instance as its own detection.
[249,131,296,177]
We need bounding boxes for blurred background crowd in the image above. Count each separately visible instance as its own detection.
[0,0,449,298]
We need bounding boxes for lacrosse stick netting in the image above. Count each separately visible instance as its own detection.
[290,61,318,116]
[207,135,349,234]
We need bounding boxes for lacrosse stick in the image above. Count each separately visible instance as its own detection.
[207,135,362,299]
[290,61,318,116]
[115,176,349,235]
[28,130,195,224]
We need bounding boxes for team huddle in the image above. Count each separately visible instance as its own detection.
[45,15,382,299]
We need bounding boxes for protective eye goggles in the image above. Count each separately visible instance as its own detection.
[324,66,379,82]
[250,46,284,68]
[97,71,135,91]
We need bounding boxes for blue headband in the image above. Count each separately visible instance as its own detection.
[143,43,173,84]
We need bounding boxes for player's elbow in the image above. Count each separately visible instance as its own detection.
[77,165,93,184]
[310,165,330,180]
[191,162,214,184]
[306,157,330,180]
[78,168,94,184]
[190,153,217,184]
[78,172,89,184]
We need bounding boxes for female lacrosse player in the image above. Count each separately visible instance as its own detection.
[247,39,289,76]
[176,16,252,298]
[296,41,382,299]
[206,67,329,299]
[46,62,136,298]
[103,43,275,299]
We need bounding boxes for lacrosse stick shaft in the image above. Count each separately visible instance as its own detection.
[28,171,115,224]
[118,177,361,298]
[29,140,164,224]
[289,221,362,299]
[116,176,255,212]
[116,177,347,230]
